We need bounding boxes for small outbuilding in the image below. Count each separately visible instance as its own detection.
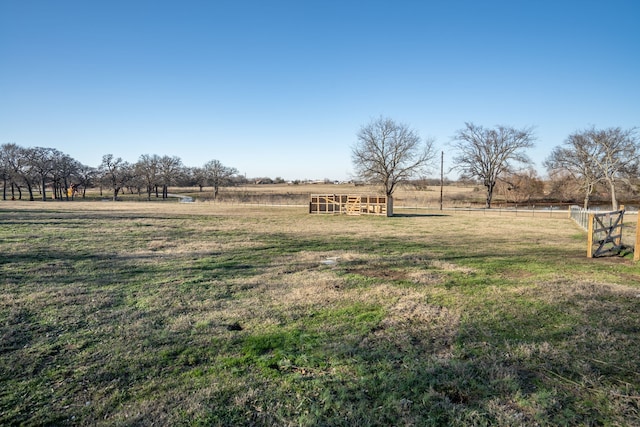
[309,194,387,216]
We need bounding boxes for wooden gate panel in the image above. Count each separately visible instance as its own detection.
[587,209,625,258]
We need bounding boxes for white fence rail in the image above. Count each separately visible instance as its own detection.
[569,206,593,231]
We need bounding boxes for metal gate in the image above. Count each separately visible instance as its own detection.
[587,209,624,258]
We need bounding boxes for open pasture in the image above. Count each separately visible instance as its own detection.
[179,183,486,208]
[1,202,639,425]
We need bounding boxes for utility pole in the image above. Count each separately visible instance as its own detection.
[440,151,444,211]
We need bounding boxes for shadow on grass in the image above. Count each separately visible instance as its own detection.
[392,213,451,217]
[203,279,640,426]
[2,208,640,425]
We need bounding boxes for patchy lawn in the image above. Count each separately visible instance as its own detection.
[1,202,639,425]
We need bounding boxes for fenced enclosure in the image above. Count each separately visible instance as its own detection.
[569,206,593,231]
[569,206,626,258]
[309,194,387,215]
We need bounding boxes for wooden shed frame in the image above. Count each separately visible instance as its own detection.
[309,194,387,216]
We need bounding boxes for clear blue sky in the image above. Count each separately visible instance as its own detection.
[1,0,638,181]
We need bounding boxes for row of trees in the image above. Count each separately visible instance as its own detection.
[3,120,638,210]
[351,117,639,211]
[544,127,639,210]
[97,154,237,201]
[0,144,238,202]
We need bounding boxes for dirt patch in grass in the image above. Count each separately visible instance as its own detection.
[2,203,640,426]
[363,288,461,358]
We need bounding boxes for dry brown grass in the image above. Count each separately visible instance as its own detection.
[1,200,639,425]
[173,182,486,207]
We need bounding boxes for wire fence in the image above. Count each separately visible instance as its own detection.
[568,205,636,231]
[569,206,593,231]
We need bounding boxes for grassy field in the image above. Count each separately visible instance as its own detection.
[184,183,492,208]
[1,201,639,426]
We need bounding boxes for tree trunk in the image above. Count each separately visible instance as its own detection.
[608,179,618,211]
[485,182,495,209]
[386,195,393,217]
[26,181,34,201]
[64,178,69,201]
[41,177,47,201]
[12,182,20,200]
[582,182,595,210]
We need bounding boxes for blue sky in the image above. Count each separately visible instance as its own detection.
[1,0,638,181]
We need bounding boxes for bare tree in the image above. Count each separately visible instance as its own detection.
[190,166,207,192]
[545,127,639,210]
[158,155,183,199]
[74,163,97,199]
[99,154,130,201]
[1,143,31,200]
[589,127,639,210]
[451,123,535,208]
[546,170,582,204]
[125,168,146,196]
[25,147,62,201]
[52,153,80,200]
[1,144,92,201]
[136,154,161,200]
[496,168,544,205]
[0,144,11,200]
[351,116,436,216]
[204,160,238,200]
[544,130,604,209]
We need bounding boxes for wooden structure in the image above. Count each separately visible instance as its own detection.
[587,208,625,258]
[309,194,387,216]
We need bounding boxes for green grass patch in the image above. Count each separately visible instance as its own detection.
[1,203,639,425]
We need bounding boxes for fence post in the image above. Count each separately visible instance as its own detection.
[616,205,625,248]
[587,213,595,258]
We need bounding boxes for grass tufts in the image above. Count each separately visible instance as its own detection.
[0,202,638,425]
